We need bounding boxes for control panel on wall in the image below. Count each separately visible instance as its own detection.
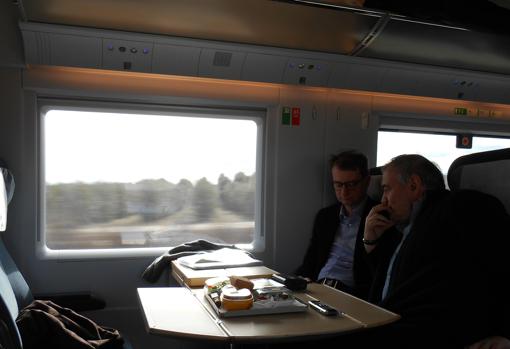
[283,59,332,87]
[102,39,154,72]
[451,76,478,100]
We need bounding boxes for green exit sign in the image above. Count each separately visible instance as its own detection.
[454,107,467,115]
[282,107,291,125]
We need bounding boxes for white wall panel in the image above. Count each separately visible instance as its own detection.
[152,44,200,76]
[474,78,510,104]
[272,87,328,274]
[241,53,287,84]
[49,33,101,68]
[324,92,377,204]
[328,62,386,92]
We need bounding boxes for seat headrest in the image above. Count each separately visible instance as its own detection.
[368,167,383,202]
[447,148,510,214]
[1,161,15,232]
[1,167,15,205]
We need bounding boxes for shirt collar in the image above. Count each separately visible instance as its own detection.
[340,196,368,219]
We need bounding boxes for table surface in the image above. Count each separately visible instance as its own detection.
[137,283,400,343]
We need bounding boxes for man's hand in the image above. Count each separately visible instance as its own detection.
[363,204,394,252]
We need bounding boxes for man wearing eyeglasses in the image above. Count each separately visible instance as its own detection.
[295,150,376,299]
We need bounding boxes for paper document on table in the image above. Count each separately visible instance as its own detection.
[177,248,263,270]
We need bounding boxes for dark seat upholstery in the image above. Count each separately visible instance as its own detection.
[368,166,383,202]
[447,148,510,213]
[447,148,510,343]
[0,166,25,349]
[0,164,132,349]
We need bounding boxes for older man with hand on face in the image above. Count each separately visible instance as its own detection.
[356,154,510,349]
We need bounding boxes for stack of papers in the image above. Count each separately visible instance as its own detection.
[177,248,263,270]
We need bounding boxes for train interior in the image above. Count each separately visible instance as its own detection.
[1,1,510,348]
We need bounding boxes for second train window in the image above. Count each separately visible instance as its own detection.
[377,130,510,176]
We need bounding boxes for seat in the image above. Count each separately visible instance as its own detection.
[368,166,383,202]
[0,166,25,349]
[0,164,132,349]
[447,148,510,342]
[447,148,510,213]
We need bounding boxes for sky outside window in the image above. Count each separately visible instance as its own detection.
[377,131,510,174]
[44,110,257,185]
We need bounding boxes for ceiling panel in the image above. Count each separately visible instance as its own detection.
[359,18,510,75]
[17,0,510,76]
[21,0,379,54]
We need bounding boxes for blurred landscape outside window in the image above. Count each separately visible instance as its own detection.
[44,109,259,250]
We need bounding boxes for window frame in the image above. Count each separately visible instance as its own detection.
[376,111,510,178]
[377,128,510,167]
[37,98,266,260]
[378,111,510,138]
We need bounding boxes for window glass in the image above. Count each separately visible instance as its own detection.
[43,108,259,250]
[377,130,510,180]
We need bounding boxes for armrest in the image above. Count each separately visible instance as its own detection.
[34,292,106,311]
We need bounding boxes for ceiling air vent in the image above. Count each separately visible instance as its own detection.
[213,51,232,67]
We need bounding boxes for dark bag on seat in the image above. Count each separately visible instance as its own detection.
[16,300,124,349]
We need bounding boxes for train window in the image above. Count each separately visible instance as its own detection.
[377,130,510,175]
[41,105,262,252]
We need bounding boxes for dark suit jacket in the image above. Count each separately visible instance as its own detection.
[364,189,510,348]
[295,197,377,299]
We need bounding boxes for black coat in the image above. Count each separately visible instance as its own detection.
[365,189,510,348]
[295,197,377,299]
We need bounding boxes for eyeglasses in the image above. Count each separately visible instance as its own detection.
[333,178,364,190]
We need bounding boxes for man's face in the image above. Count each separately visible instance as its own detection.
[331,167,369,208]
[381,166,416,224]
